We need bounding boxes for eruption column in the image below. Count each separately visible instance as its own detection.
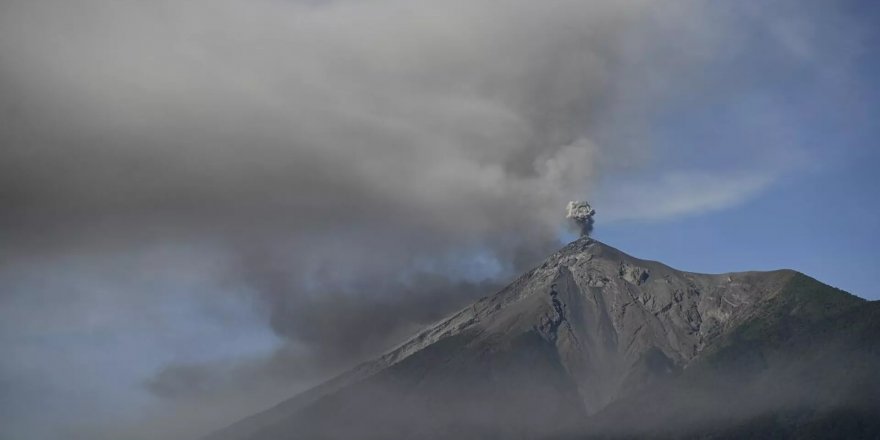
[566,201,596,237]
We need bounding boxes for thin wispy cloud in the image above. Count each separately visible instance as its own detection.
[598,171,776,222]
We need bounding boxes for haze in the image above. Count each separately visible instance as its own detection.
[0,1,878,439]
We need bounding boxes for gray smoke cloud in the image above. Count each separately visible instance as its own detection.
[566,201,596,237]
[0,0,704,379]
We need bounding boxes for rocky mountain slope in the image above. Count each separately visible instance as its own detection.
[205,238,879,440]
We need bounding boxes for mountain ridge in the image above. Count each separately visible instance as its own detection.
[205,238,876,440]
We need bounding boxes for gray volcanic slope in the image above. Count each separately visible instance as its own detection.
[206,238,880,440]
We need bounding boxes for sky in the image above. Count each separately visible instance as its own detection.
[0,0,878,439]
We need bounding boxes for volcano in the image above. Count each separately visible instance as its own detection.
[206,238,880,439]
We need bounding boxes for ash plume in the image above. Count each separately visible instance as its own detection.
[566,201,596,237]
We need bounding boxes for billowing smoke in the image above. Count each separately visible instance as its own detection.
[566,201,596,237]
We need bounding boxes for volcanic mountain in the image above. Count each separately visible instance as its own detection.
[206,238,880,439]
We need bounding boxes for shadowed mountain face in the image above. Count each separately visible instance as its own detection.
[206,239,880,440]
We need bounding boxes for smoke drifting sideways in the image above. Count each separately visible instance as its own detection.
[566,201,596,237]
